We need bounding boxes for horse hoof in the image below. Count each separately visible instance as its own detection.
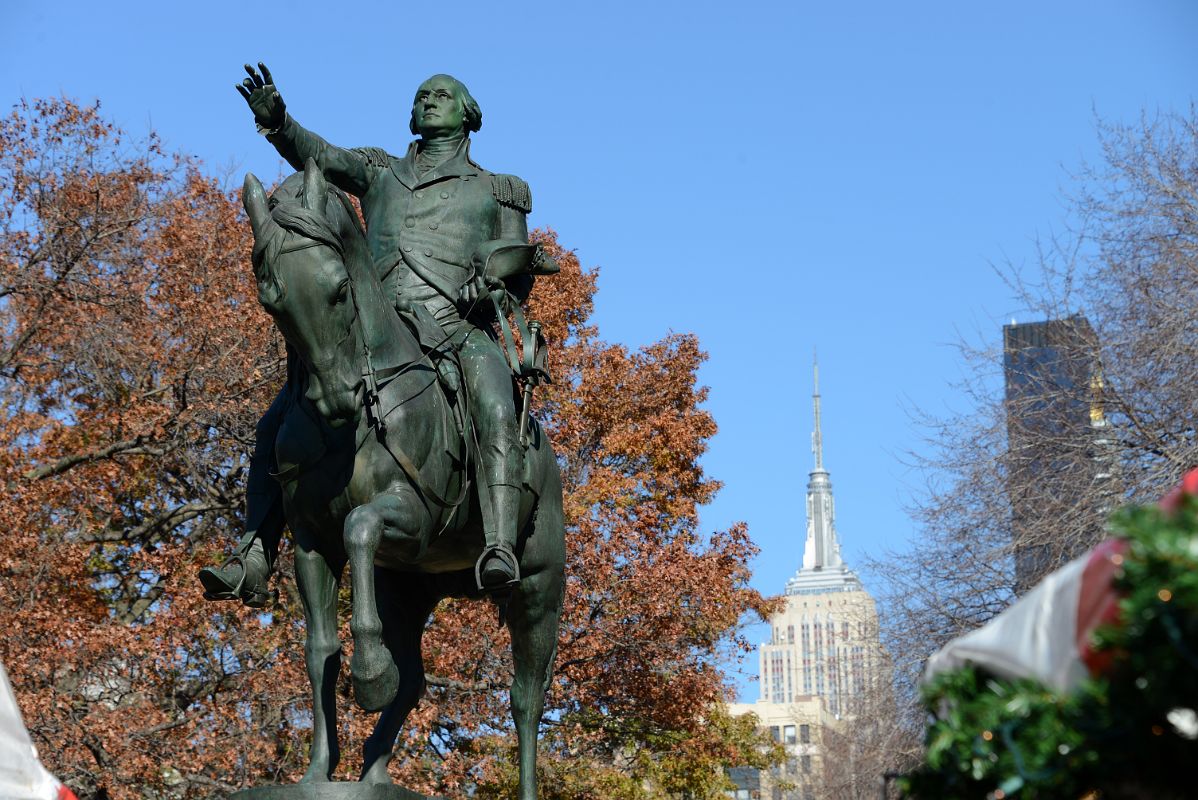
[353,660,399,711]
[360,758,396,785]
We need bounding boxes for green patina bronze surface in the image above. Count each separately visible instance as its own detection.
[232,783,440,800]
[200,64,565,800]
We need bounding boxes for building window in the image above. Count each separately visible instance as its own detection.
[770,652,785,702]
[770,725,781,743]
[801,754,811,773]
[783,724,796,744]
[799,724,810,744]
[786,757,798,776]
[801,623,812,694]
[771,788,783,800]
[852,646,865,694]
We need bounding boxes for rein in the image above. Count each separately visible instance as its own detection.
[277,240,333,257]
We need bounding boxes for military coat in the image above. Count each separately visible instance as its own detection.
[266,116,532,322]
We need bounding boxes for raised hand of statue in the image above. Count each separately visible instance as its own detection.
[235,62,286,133]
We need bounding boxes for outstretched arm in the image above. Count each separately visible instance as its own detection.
[236,63,377,197]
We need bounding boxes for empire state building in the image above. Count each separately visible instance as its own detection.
[758,358,878,717]
[728,359,885,800]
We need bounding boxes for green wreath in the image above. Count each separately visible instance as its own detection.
[901,497,1198,799]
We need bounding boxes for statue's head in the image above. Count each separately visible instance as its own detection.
[409,74,482,138]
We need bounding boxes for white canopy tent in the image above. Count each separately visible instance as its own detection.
[0,661,72,800]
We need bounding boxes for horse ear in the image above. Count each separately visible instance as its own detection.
[242,172,275,240]
[302,158,328,213]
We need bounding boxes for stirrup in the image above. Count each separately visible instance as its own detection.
[199,553,274,608]
[474,544,521,593]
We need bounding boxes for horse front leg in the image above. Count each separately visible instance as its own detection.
[344,491,421,712]
[292,535,345,782]
[361,571,440,784]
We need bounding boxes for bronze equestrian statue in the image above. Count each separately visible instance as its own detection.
[201,65,565,799]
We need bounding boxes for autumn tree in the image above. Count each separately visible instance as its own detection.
[0,97,299,797]
[0,98,775,799]
[870,107,1198,745]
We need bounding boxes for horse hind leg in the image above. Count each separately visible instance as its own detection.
[293,541,345,782]
[360,572,440,784]
[508,503,566,800]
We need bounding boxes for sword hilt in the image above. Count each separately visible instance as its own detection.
[519,321,543,445]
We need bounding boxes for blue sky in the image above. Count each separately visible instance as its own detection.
[3,1,1196,701]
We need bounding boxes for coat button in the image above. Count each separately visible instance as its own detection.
[414,191,424,199]
[405,217,415,227]
[440,191,449,199]
[423,249,432,257]
[402,245,412,252]
[429,222,438,230]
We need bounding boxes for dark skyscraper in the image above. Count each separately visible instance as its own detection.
[1003,315,1117,592]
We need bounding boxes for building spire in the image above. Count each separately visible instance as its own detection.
[812,350,824,472]
[793,351,847,586]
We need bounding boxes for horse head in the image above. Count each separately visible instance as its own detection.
[243,160,371,426]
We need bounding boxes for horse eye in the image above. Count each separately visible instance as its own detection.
[333,281,349,305]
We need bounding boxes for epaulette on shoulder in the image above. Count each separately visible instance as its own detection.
[350,146,392,170]
[491,174,532,214]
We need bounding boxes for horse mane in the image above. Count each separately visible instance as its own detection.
[251,172,366,303]
[252,168,404,375]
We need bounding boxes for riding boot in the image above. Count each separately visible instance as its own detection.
[459,322,524,593]
[477,481,522,591]
[198,490,284,607]
[199,394,286,607]
[474,417,523,592]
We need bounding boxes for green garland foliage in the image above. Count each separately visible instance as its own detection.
[900,497,1198,799]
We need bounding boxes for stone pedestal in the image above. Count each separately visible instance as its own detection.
[230,784,440,800]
